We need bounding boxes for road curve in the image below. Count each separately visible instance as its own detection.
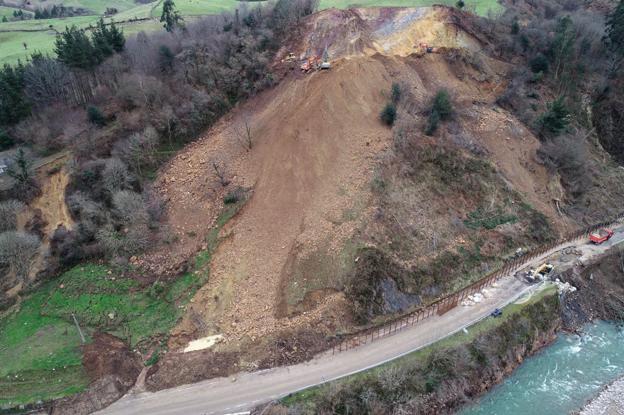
[98,227,624,415]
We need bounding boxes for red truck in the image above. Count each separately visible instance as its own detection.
[589,228,614,244]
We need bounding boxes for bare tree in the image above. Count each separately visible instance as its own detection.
[0,200,25,232]
[103,158,132,194]
[113,190,150,225]
[23,56,72,107]
[211,160,230,187]
[233,114,253,151]
[0,231,41,284]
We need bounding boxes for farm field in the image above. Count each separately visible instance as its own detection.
[0,0,502,65]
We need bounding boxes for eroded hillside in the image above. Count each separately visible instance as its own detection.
[139,5,624,384]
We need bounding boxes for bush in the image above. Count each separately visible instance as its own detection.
[424,90,452,136]
[380,103,397,126]
[529,54,549,73]
[538,97,570,137]
[431,89,453,120]
[425,110,441,136]
[0,129,14,151]
[391,82,402,104]
[87,105,106,126]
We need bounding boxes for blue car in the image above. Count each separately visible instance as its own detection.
[490,308,503,318]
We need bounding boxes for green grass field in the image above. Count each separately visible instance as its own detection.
[0,197,246,407]
[0,0,501,65]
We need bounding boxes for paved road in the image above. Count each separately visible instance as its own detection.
[98,226,624,415]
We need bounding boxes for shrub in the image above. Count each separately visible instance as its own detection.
[87,105,106,126]
[456,0,465,9]
[380,103,397,126]
[529,54,549,73]
[425,110,441,136]
[431,89,453,120]
[391,82,402,104]
[0,129,14,151]
[538,97,570,137]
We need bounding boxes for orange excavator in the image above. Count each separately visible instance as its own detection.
[300,55,322,72]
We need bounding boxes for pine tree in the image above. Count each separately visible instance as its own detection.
[161,0,183,32]
[107,21,125,52]
[0,63,31,126]
[92,19,113,58]
[6,148,33,186]
[606,0,624,59]
[55,25,100,69]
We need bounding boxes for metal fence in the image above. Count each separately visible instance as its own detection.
[331,212,624,354]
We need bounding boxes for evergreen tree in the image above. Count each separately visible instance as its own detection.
[158,45,175,72]
[0,63,31,126]
[2,16,8,23]
[55,25,100,69]
[92,19,113,58]
[161,0,183,32]
[106,21,125,52]
[539,97,570,137]
[6,148,33,187]
[549,16,576,80]
[606,0,624,65]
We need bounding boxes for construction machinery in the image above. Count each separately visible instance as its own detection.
[589,228,614,244]
[300,55,321,72]
[418,42,440,54]
[526,263,554,282]
[284,52,297,62]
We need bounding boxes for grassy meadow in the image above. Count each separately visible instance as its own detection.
[0,0,502,65]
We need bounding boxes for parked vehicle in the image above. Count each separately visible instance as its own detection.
[490,308,502,318]
[589,228,614,244]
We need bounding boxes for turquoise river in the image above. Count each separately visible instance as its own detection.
[460,321,624,415]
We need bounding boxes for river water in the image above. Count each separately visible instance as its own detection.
[460,321,624,415]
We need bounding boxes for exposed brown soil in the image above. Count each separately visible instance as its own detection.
[134,6,582,358]
[50,333,141,415]
[145,349,239,391]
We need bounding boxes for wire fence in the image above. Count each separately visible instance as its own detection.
[331,211,624,354]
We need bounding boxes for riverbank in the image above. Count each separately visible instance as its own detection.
[460,321,624,415]
[580,376,624,415]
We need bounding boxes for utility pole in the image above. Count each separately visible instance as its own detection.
[71,313,86,344]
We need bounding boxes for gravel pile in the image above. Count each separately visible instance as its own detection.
[580,376,624,415]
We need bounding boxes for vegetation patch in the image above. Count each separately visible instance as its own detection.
[0,290,89,407]
[0,196,248,407]
[464,208,518,230]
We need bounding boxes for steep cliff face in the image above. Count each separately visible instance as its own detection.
[560,247,624,328]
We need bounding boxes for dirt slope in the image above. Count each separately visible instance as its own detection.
[147,6,571,352]
[167,56,393,345]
